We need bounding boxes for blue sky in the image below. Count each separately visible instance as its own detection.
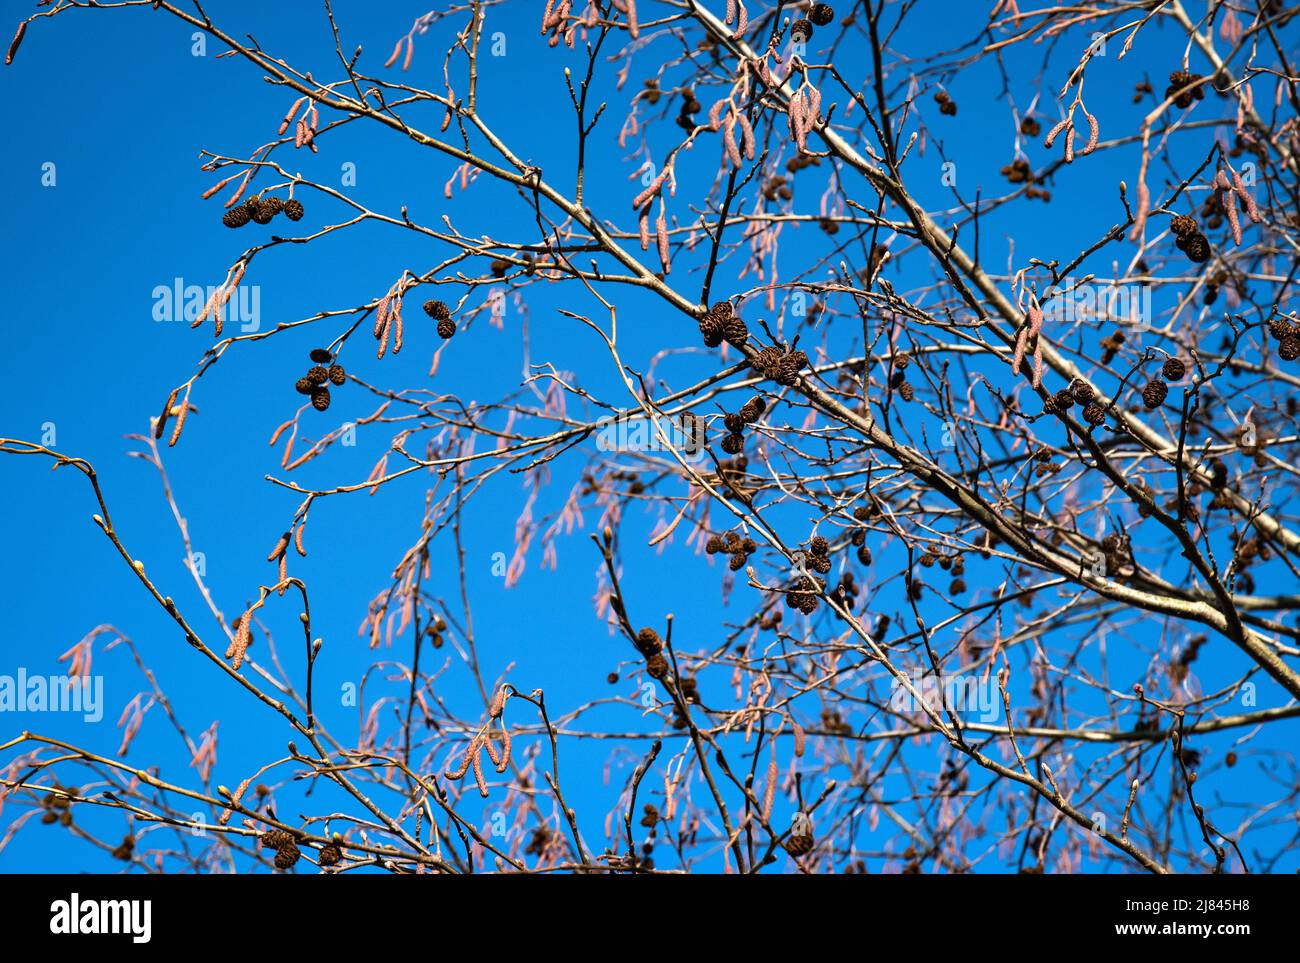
[2,1,1296,873]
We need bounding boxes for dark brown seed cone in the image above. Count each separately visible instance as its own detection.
[898,381,914,402]
[311,387,332,411]
[1054,389,1075,411]
[720,433,745,455]
[295,376,315,395]
[724,532,741,551]
[857,545,872,565]
[707,300,734,322]
[809,3,834,26]
[699,313,725,347]
[317,844,342,867]
[1019,116,1041,137]
[1083,402,1106,425]
[262,197,285,214]
[252,202,276,225]
[1280,336,1300,362]
[705,535,724,554]
[636,627,663,656]
[739,397,766,422]
[775,350,807,386]
[741,537,757,554]
[790,18,814,42]
[423,299,451,321]
[1070,379,1095,404]
[283,198,305,221]
[1163,357,1186,380]
[327,364,346,385]
[722,314,749,347]
[1042,394,1060,415]
[1169,214,1197,237]
[244,195,262,213]
[1184,232,1211,263]
[751,345,783,379]
[222,206,251,229]
[645,653,670,679]
[274,842,301,869]
[1268,318,1294,341]
[950,578,967,594]
[810,535,828,556]
[724,412,745,434]
[810,554,832,574]
[307,365,329,385]
[437,318,456,339]
[1142,378,1168,409]
[309,348,333,363]
[728,551,747,571]
[261,830,293,850]
[784,833,814,856]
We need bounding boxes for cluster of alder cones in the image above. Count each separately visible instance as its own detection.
[699,300,747,347]
[803,535,833,574]
[751,344,808,386]
[890,353,916,402]
[223,194,304,229]
[424,299,456,339]
[933,89,958,116]
[705,530,758,571]
[1268,316,1300,362]
[294,347,346,411]
[1170,214,1211,263]
[1165,69,1207,109]
[634,627,670,680]
[790,3,835,44]
[719,396,766,454]
[259,829,342,870]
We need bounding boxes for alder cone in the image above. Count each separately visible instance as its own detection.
[295,376,315,395]
[1279,336,1300,362]
[1169,214,1197,237]
[309,347,332,363]
[784,833,814,856]
[260,830,293,850]
[328,364,346,385]
[284,198,305,221]
[274,841,301,869]
[1142,378,1168,409]
[1163,357,1186,380]
[809,3,835,27]
[222,206,250,229]
[1083,402,1106,425]
[317,843,342,867]
[437,318,456,339]
[1183,232,1211,263]
[311,387,331,411]
[722,314,749,347]
[699,312,725,348]
[423,299,451,321]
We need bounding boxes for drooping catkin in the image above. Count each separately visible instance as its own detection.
[168,388,191,447]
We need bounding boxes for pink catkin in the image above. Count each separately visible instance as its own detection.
[1224,185,1242,245]
[724,118,742,168]
[737,112,755,158]
[1044,117,1070,148]
[1082,112,1099,154]
[736,0,748,33]
[279,97,305,135]
[1232,170,1261,222]
[656,208,671,274]
[638,207,651,251]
